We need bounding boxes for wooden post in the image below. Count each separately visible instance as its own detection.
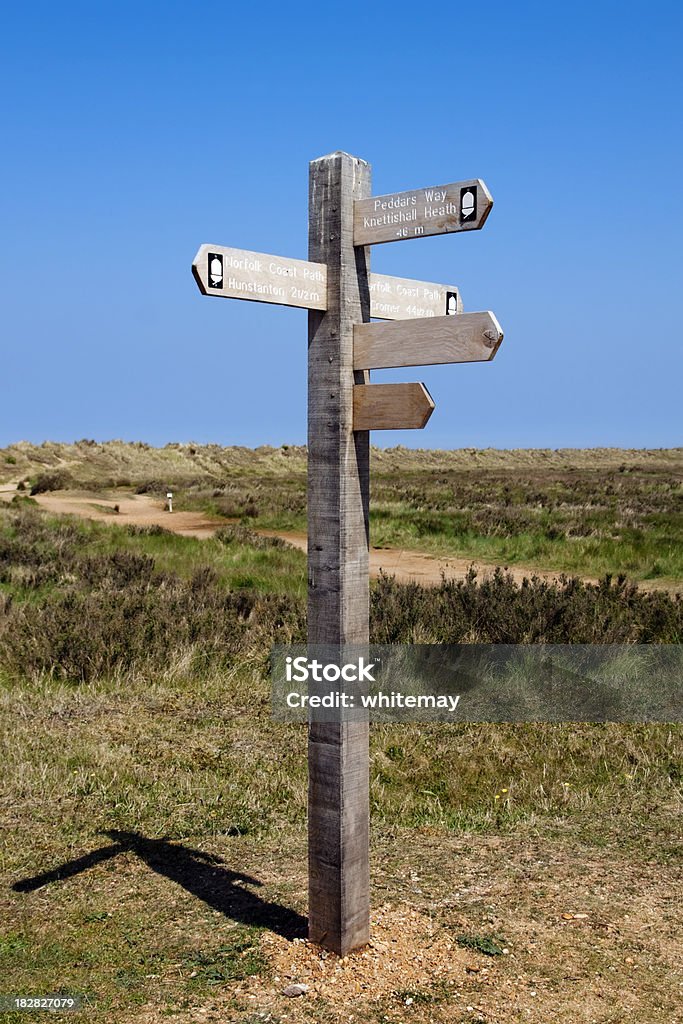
[192,150,501,955]
[307,151,371,955]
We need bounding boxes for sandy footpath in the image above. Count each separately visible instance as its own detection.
[2,487,676,591]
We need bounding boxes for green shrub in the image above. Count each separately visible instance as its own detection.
[456,933,506,956]
[370,568,682,644]
[215,524,292,551]
[0,504,680,688]
[125,524,172,537]
[29,470,74,495]
[134,480,167,495]
[1,566,304,683]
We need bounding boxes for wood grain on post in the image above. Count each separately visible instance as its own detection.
[354,311,503,370]
[353,382,434,430]
[307,152,371,955]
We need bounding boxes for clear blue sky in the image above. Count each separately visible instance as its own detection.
[1,1,681,449]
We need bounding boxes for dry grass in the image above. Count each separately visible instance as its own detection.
[4,825,681,1023]
[0,460,681,1022]
[1,634,681,1020]
[2,439,682,491]
[3,441,682,583]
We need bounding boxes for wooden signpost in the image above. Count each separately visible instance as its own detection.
[192,151,503,957]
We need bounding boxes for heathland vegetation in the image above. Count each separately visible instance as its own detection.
[0,441,681,1022]
[3,440,681,584]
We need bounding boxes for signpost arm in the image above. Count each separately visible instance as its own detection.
[307,151,372,955]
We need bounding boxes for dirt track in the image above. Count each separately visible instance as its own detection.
[2,488,606,589]
[4,486,678,590]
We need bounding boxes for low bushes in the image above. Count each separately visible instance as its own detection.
[371,568,682,644]
[29,470,74,495]
[215,524,292,551]
[0,504,680,687]
[2,572,304,682]
[0,506,304,682]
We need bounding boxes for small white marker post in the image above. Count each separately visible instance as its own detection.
[191,151,503,955]
[166,492,173,513]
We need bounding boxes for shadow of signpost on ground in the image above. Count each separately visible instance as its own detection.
[13,830,307,941]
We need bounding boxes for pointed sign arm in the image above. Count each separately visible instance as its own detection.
[193,243,463,320]
[354,178,493,246]
[353,312,503,370]
[353,383,435,431]
[192,243,328,311]
[369,273,462,320]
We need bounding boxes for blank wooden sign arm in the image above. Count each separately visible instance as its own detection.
[353,382,434,430]
[354,312,503,370]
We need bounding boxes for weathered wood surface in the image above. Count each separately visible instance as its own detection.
[193,244,460,320]
[353,382,434,430]
[369,273,461,320]
[354,311,503,370]
[307,152,371,956]
[192,243,327,311]
[354,178,493,246]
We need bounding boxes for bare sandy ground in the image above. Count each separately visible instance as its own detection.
[3,486,677,591]
[25,491,222,540]
[5,488,597,588]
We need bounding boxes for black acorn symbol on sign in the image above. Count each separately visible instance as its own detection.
[208,252,223,289]
[460,187,477,223]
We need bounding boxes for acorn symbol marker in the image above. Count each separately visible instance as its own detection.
[209,255,223,287]
[461,189,475,220]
